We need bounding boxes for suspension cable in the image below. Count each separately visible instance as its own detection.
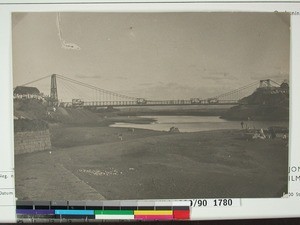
[56,74,137,100]
[270,79,281,86]
[17,74,51,87]
[212,81,259,99]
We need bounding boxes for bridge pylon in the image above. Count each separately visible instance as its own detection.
[259,79,271,88]
[50,74,58,106]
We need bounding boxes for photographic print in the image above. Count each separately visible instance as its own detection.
[12,12,289,200]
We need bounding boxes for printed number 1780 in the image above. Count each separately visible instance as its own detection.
[190,199,237,207]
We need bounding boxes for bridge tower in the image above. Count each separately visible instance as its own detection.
[50,74,58,106]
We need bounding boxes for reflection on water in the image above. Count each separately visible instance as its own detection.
[110,116,289,133]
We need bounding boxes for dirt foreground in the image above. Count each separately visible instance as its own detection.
[15,127,288,200]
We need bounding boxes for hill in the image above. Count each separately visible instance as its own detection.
[222,82,289,121]
[14,99,105,131]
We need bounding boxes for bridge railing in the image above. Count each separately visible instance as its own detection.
[146,100,192,105]
[60,99,239,107]
[83,101,138,106]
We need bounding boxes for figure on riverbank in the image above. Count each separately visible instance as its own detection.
[118,133,123,141]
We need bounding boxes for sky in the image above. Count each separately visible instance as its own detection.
[12,12,290,101]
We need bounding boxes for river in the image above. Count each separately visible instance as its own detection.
[110,116,289,132]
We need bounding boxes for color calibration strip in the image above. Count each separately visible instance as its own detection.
[16,200,190,221]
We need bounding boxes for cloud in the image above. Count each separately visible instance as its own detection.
[202,72,236,80]
[249,72,289,81]
[116,76,128,80]
[124,82,222,100]
[140,82,154,86]
[75,74,101,79]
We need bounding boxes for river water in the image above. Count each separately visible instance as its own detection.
[110,116,289,133]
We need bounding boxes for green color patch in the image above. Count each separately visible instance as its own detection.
[94,210,134,215]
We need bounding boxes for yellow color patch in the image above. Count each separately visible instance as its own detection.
[134,210,173,215]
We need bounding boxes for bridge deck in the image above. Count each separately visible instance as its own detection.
[61,100,239,108]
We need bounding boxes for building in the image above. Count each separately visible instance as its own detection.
[13,86,44,100]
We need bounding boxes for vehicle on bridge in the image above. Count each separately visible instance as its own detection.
[136,98,147,105]
[207,98,219,104]
[72,98,84,107]
[190,98,201,104]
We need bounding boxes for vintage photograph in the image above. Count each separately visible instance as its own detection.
[13,12,289,200]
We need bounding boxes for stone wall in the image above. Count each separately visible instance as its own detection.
[14,130,51,155]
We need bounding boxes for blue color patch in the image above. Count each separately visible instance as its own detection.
[55,210,94,215]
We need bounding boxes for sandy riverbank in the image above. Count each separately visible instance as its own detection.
[15,125,288,200]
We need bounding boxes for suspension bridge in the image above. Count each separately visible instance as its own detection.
[15,74,282,108]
